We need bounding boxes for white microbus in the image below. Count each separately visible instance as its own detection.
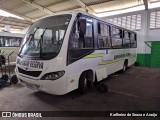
[15,11,137,95]
[0,31,24,63]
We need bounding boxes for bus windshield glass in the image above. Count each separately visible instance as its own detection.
[19,14,72,59]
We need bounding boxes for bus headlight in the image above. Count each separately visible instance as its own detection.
[41,71,65,80]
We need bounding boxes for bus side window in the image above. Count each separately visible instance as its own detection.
[70,22,79,48]
[1,36,23,47]
[12,38,21,47]
[97,22,111,48]
[130,33,137,48]
[70,18,94,49]
[0,37,4,47]
[123,31,131,48]
[111,27,123,48]
[85,22,93,48]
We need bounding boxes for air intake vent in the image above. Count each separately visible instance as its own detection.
[18,67,41,77]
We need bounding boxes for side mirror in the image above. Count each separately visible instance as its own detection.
[78,19,86,35]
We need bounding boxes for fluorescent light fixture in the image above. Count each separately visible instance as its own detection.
[96,5,145,17]
[149,2,160,9]
[0,9,24,20]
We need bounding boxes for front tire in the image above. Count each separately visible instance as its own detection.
[78,73,88,94]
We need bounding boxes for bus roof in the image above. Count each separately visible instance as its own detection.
[36,10,136,33]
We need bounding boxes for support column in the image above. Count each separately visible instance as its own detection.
[137,10,151,66]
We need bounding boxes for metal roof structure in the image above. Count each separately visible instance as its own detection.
[0,16,32,29]
[0,0,159,31]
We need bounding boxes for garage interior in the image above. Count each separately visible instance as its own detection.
[0,0,160,119]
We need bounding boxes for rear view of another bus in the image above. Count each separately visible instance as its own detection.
[0,31,24,64]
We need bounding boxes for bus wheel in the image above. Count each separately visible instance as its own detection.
[122,60,128,73]
[86,71,93,88]
[78,72,88,94]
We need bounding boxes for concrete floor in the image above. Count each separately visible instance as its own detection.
[0,66,160,120]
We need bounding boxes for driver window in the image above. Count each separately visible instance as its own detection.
[70,22,79,48]
[70,17,93,49]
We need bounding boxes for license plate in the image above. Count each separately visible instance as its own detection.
[26,83,37,90]
[21,80,39,90]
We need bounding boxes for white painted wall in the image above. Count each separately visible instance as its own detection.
[148,29,160,41]
[101,8,160,54]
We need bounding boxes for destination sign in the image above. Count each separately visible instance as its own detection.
[17,58,44,69]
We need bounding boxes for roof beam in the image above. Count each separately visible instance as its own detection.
[0,0,6,4]
[0,23,27,28]
[0,25,24,30]
[3,21,30,27]
[23,0,54,14]
[11,2,26,11]
[45,0,68,7]
[21,0,68,15]
[0,17,5,22]
[2,20,31,26]
[143,0,148,10]
[72,0,96,14]
[0,7,34,22]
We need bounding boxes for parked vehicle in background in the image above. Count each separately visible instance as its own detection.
[0,31,24,64]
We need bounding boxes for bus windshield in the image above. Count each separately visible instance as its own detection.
[19,14,72,59]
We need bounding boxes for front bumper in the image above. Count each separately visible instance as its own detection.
[15,71,67,95]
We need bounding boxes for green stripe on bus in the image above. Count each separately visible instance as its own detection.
[0,48,17,50]
[83,53,104,59]
[98,54,136,65]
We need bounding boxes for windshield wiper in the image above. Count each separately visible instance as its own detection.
[19,27,39,57]
[38,28,47,58]
[28,27,39,45]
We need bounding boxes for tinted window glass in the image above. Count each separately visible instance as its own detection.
[123,31,130,48]
[130,33,137,48]
[70,17,94,49]
[20,14,71,58]
[0,37,21,47]
[112,27,122,48]
[98,22,111,48]
[85,22,93,48]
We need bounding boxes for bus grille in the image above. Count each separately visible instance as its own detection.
[18,67,42,77]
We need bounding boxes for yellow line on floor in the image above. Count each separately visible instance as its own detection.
[109,90,139,98]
